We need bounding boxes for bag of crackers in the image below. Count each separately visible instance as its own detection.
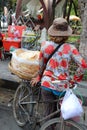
[8,48,40,80]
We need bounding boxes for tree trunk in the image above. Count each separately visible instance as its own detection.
[79,1,87,61]
[15,0,64,29]
[15,0,22,19]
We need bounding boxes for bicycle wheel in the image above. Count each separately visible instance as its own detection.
[13,83,33,127]
[40,118,86,130]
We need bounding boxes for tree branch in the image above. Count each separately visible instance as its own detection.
[39,0,47,10]
[56,0,62,5]
[72,0,78,16]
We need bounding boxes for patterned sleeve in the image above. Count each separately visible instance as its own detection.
[71,45,87,82]
[36,42,49,81]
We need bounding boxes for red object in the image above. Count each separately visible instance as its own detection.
[2,39,21,51]
[2,25,26,51]
[37,14,42,20]
[1,33,5,39]
[8,25,26,38]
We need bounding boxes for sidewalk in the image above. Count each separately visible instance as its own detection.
[0,59,20,83]
[0,59,19,89]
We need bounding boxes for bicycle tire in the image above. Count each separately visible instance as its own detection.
[40,118,86,130]
[13,83,33,127]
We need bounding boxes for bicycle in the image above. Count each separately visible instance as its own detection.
[13,79,87,130]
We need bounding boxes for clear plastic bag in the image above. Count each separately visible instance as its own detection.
[10,48,40,79]
[61,89,83,120]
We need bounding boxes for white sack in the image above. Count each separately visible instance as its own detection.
[61,89,83,120]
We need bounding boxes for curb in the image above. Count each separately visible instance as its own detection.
[0,79,19,90]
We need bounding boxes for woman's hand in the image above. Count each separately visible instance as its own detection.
[30,77,39,87]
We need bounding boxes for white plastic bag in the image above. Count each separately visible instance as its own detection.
[61,89,83,120]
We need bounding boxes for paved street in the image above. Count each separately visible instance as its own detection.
[0,105,22,130]
[0,93,87,130]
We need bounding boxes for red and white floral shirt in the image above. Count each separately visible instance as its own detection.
[37,41,87,92]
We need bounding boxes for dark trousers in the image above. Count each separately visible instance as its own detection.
[41,88,57,130]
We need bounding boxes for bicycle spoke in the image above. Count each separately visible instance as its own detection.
[18,86,26,101]
[13,84,34,127]
[20,85,27,96]
[20,94,30,102]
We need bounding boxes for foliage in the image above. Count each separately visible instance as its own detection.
[83,70,87,81]
[68,35,80,50]
[67,35,87,81]
[7,0,16,11]
[0,0,16,14]
[68,0,79,16]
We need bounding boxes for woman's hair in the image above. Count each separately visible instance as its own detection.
[49,36,69,43]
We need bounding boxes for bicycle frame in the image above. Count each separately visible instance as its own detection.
[18,79,64,124]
